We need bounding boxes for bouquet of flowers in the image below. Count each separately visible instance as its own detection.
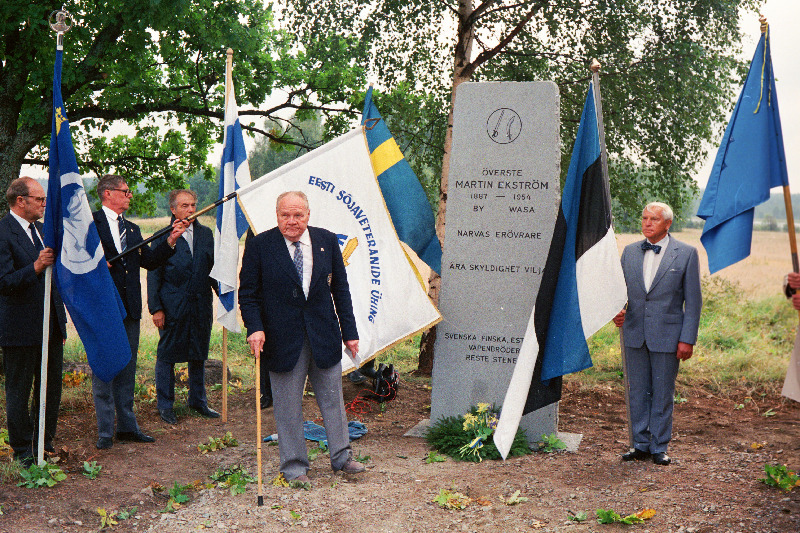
[425,403,530,462]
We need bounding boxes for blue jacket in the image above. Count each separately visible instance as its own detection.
[239,226,358,372]
[147,219,215,363]
[620,235,702,352]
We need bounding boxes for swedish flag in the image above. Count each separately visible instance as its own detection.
[362,87,442,274]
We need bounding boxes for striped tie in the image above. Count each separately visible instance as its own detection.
[117,215,127,252]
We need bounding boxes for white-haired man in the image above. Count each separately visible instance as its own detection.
[613,202,702,465]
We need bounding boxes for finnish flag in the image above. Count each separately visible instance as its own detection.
[209,82,251,332]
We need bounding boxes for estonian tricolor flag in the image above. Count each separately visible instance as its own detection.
[43,47,131,382]
[494,83,627,459]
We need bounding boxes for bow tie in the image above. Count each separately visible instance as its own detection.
[641,241,662,254]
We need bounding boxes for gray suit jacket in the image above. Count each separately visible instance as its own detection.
[620,235,702,352]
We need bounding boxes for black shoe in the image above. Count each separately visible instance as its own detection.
[116,431,155,443]
[652,452,671,466]
[260,395,273,409]
[96,437,113,450]
[159,408,178,424]
[191,405,220,418]
[348,370,368,384]
[621,448,651,461]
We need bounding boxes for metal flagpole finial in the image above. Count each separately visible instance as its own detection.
[759,14,768,33]
[590,58,601,73]
[49,8,74,49]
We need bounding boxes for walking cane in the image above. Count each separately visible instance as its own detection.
[255,348,264,506]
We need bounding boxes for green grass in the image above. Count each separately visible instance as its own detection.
[573,275,796,395]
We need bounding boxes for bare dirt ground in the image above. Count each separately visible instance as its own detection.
[1,375,798,533]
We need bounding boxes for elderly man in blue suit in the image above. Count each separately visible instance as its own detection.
[239,190,366,487]
[613,202,702,466]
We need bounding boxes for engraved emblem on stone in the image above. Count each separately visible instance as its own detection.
[49,10,73,34]
[486,108,522,144]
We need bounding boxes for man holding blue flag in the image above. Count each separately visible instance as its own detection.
[44,43,171,451]
[0,177,67,466]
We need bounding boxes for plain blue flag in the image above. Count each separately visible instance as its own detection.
[43,48,131,383]
[362,87,442,274]
[697,26,788,274]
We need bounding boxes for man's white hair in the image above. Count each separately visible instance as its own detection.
[643,201,673,221]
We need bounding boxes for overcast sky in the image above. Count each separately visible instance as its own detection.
[695,0,800,191]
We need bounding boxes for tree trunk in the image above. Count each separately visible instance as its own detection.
[417,0,475,374]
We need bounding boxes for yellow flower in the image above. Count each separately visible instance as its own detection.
[462,413,479,430]
[476,403,491,413]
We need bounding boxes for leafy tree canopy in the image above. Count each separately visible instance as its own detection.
[282,0,761,222]
[0,0,365,215]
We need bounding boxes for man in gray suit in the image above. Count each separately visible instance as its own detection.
[613,202,702,466]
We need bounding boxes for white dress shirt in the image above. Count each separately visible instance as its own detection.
[284,230,312,297]
[643,234,669,292]
[102,205,124,253]
[10,211,43,247]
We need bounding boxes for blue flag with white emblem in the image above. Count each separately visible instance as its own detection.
[209,76,251,332]
[362,87,442,274]
[43,48,131,383]
[697,26,788,273]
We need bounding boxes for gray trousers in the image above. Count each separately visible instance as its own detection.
[269,338,351,480]
[625,344,680,454]
[92,317,141,438]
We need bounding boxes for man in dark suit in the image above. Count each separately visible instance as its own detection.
[613,202,702,465]
[147,189,219,424]
[239,190,366,485]
[92,174,186,449]
[0,177,67,466]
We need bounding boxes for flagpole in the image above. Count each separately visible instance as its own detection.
[592,58,633,448]
[106,191,237,263]
[255,348,264,507]
[36,267,52,466]
[37,8,74,467]
[220,48,236,424]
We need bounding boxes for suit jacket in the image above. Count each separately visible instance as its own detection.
[620,234,702,352]
[239,226,358,372]
[0,214,67,346]
[93,210,175,320]
[147,219,215,363]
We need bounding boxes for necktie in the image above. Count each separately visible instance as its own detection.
[183,226,193,255]
[641,240,661,254]
[117,214,127,252]
[293,241,303,280]
[29,223,43,251]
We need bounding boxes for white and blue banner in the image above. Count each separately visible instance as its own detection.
[43,48,131,383]
[209,83,251,332]
[236,128,441,371]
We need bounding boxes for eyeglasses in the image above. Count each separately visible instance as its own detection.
[22,195,46,204]
[110,188,133,197]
